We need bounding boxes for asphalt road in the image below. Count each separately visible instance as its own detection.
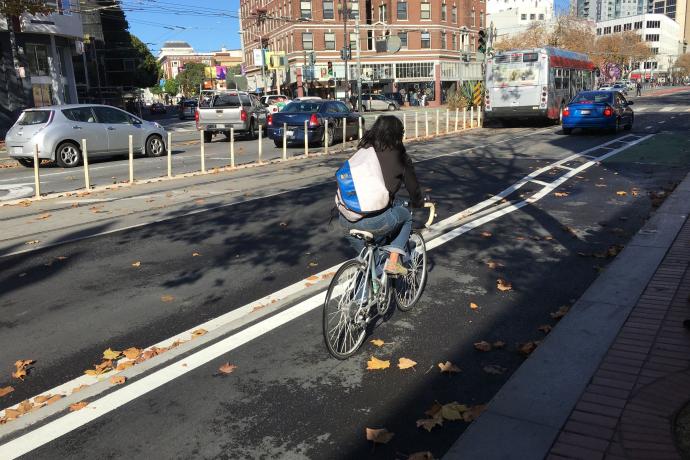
[0,90,689,459]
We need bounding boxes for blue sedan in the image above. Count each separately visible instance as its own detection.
[562,91,634,134]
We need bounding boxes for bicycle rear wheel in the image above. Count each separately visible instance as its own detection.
[323,259,369,359]
[395,232,428,312]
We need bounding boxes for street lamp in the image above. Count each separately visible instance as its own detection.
[338,1,352,102]
[238,29,267,94]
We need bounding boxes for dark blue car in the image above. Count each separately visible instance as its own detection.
[267,100,363,147]
[562,91,634,134]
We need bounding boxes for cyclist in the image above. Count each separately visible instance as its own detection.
[337,115,424,276]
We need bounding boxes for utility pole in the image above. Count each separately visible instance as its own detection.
[355,13,362,113]
[341,0,349,101]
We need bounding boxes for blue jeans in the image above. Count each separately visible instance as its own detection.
[339,204,412,257]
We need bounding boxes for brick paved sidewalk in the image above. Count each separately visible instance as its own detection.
[549,218,690,460]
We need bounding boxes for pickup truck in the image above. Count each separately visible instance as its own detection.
[195,91,268,142]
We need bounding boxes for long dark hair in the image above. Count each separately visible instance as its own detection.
[358,115,405,153]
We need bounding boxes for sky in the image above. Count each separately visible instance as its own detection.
[125,0,571,56]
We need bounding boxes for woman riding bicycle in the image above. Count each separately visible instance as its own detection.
[337,115,424,276]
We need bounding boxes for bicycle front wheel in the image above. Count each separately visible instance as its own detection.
[395,231,428,312]
[323,259,369,359]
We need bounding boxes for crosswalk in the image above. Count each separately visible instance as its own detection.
[633,106,690,113]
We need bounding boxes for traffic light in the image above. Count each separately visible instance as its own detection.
[308,51,316,66]
[478,29,486,54]
[340,46,351,61]
[327,61,333,76]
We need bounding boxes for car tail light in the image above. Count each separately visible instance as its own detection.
[309,113,319,127]
[267,114,273,126]
[562,107,570,117]
[603,106,613,117]
[240,109,247,122]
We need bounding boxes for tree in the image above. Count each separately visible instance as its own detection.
[673,54,690,78]
[175,63,206,96]
[164,78,179,96]
[130,34,159,88]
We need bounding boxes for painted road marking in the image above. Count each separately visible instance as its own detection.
[530,179,551,187]
[635,107,646,112]
[646,126,653,130]
[0,134,652,458]
[659,107,673,112]
[658,121,666,124]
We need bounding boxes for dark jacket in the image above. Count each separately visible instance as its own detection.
[375,146,424,208]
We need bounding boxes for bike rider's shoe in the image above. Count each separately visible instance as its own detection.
[384,261,408,277]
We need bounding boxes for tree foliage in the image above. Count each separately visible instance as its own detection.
[175,63,206,96]
[164,78,179,96]
[674,54,690,77]
[129,34,160,88]
[0,0,50,17]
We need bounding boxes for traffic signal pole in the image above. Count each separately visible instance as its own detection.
[355,13,362,113]
[342,1,349,100]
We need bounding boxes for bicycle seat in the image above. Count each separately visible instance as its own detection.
[349,229,374,242]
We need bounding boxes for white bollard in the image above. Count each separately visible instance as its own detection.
[478,106,482,127]
[230,127,235,167]
[200,130,206,173]
[358,117,363,139]
[128,135,134,184]
[33,144,40,199]
[425,111,429,137]
[324,119,329,155]
[342,117,347,151]
[415,111,419,138]
[304,120,309,156]
[167,132,172,178]
[258,124,263,163]
[446,109,450,133]
[471,106,475,128]
[436,109,440,135]
[455,108,459,131]
[81,138,90,190]
[282,123,287,160]
[403,113,407,140]
[463,107,467,129]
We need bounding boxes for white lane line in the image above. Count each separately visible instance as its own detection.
[659,107,673,112]
[530,179,551,187]
[635,107,646,112]
[658,121,666,124]
[646,126,653,130]
[555,165,574,171]
[0,135,653,458]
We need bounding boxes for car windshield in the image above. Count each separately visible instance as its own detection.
[282,102,322,113]
[571,92,613,104]
[18,110,52,125]
[212,94,242,108]
[183,101,197,107]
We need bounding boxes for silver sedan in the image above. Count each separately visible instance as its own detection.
[5,104,167,168]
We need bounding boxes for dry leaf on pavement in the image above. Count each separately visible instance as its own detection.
[72,385,89,393]
[538,325,553,334]
[102,348,122,360]
[33,394,52,404]
[365,427,394,444]
[416,416,443,432]
[497,279,512,292]
[469,302,479,310]
[398,357,417,370]
[370,339,385,347]
[69,401,89,412]
[191,329,208,337]
[473,341,492,352]
[482,364,507,375]
[486,260,503,270]
[192,252,201,257]
[441,402,468,421]
[160,295,175,303]
[131,261,141,267]
[25,240,39,245]
[462,404,487,422]
[492,341,506,349]
[45,394,63,405]
[550,306,570,320]
[109,376,126,385]
[116,361,135,371]
[480,231,492,238]
[0,386,14,398]
[616,191,627,196]
[367,356,390,370]
[518,341,540,356]
[408,451,435,460]
[218,363,237,375]
[554,192,569,197]
[308,261,319,267]
[12,359,35,381]
[122,347,142,360]
[36,213,51,220]
[438,361,461,373]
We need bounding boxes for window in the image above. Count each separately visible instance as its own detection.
[31,85,53,107]
[471,9,475,25]
[646,20,660,28]
[302,32,313,50]
[623,23,631,30]
[441,1,446,20]
[300,0,311,19]
[378,3,386,21]
[350,32,358,50]
[538,13,544,19]
[93,107,130,124]
[323,0,334,19]
[613,24,621,32]
[349,0,359,18]
[480,11,484,27]
[651,47,659,54]
[645,34,659,41]
[530,13,535,19]
[597,28,602,35]
[603,26,611,34]
[521,13,527,20]
[451,33,457,50]
[398,31,408,48]
[452,5,457,22]
[25,44,49,77]
[441,31,446,49]
[634,21,642,29]
[421,31,430,48]
[421,2,430,19]
[644,61,658,69]
[63,107,96,123]
[324,32,335,49]
[397,0,407,19]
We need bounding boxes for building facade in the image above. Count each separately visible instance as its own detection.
[0,1,82,133]
[649,0,689,43]
[239,0,486,106]
[574,0,649,22]
[488,0,554,39]
[596,13,683,80]
[158,41,214,81]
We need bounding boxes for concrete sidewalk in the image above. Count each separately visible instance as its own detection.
[445,172,690,459]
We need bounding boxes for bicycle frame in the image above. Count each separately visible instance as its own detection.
[352,244,389,312]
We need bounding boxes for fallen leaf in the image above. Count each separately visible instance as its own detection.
[192,252,201,257]
[4,408,20,420]
[474,341,492,352]
[518,341,540,356]
[122,347,142,360]
[550,306,570,320]
[486,260,503,269]
[441,402,469,421]
[370,339,385,347]
[131,261,141,267]
[109,376,126,385]
[424,402,443,417]
[367,356,391,370]
[398,357,417,370]
[279,222,288,227]
[438,361,461,373]
[116,361,135,371]
[71,385,89,393]
[308,261,319,267]
[462,404,487,422]
[616,191,627,196]
[69,401,88,412]
[538,324,553,334]
[195,199,205,205]
[497,279,512,292]
[480,231,492,238]
[483,364,507,375]
[45,394,63,405]
[160,294,175,303]
[102,348,122,360]
[16,400,32,414]
[416,417,443,432]
[33,394,51,404]
[470,302,479,310]
[306,275,319,281]
[56,256,68,261]
[218,363,237,374]
[492,341,506,349]
[191,329,208,337]
[0,386,14,398]
[554,192,569,197]
[366,427,395,444]
[607,245,623,257]
[25,240,40,245]
[408,451,435,459]
[36,213,51,220]
[12,359,35,380]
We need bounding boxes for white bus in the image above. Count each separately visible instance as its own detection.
[484,47,596,124]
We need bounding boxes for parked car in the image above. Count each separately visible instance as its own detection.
[260,95,290,114]
[266,99,363,148]
[195,90,268,142]
[354,94,399,111]
[561,90,634,134]
[5,104,167,168]
[149,102,166,114]
[383,92,404,106]
[178,99,198,120]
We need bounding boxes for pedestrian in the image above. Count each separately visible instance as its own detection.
[420,93,426,107]
[635,80,642,97]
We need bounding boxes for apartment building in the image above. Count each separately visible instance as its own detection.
[239,0,486,106]
[596,13,683,79]
[0,0,82,132]
[488,0,554,38]
[574,0,649,22]
[158,41,214,81]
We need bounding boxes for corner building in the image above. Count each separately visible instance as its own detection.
[239,0,486,106]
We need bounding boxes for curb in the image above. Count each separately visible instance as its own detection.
[444,171,690,460]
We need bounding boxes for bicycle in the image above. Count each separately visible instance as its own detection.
[323,202,436,359]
